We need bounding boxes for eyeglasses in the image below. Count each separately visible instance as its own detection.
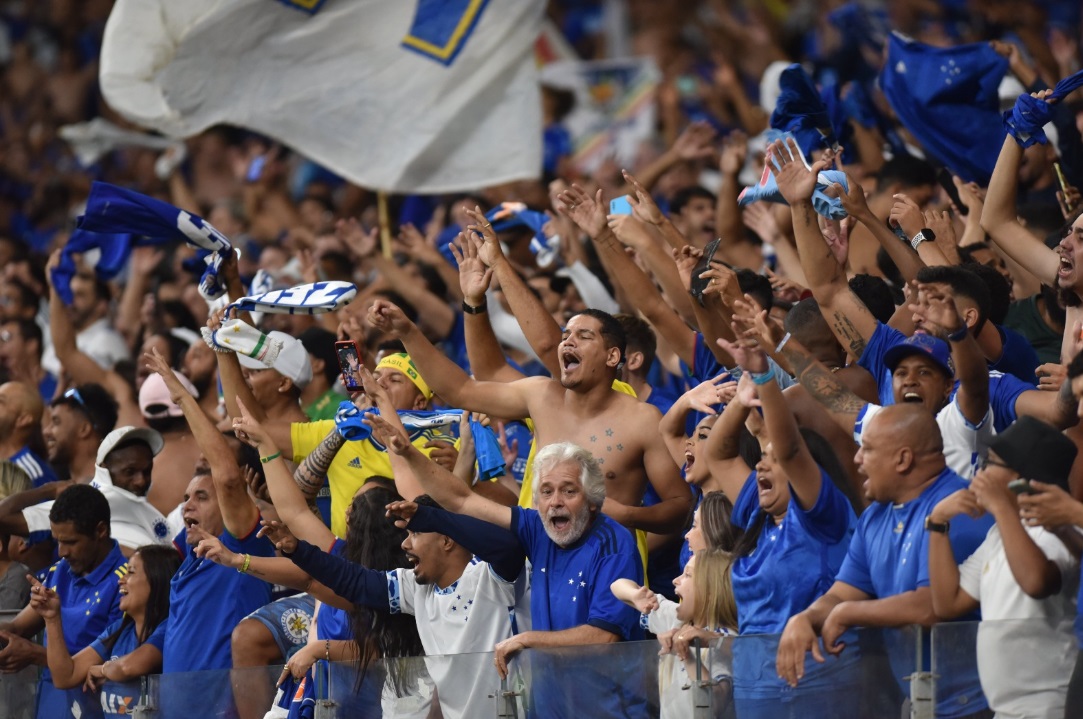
[63,387,88,409]
[979,456,1010,471]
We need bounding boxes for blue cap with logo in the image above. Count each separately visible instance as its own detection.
[883,333,954,378]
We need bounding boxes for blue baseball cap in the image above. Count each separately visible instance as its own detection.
[883,333,954,378]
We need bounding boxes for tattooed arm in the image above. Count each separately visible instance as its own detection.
[779,335,866,435]
[765,140,879,362]
[294,429,345,502]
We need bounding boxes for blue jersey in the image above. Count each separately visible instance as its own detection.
[89,618,168,718]
[857,321,906,406]
[164,520,275,673]
[731,469,859,705]
[9,446,58,488]
[317,540,351,641]
[989,325,1039,386]
[510,507,649,719]
[510,507,642,639]
[835,468,992,718]
[35,542,127,719]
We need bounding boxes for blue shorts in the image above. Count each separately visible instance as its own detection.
[245,594,317,660]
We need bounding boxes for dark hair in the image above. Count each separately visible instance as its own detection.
[783,298,832,346]
[848,274,896,324]
[733,427,853,559]
[1020,203,1068,239]
[1040,284,1068,329]
[736,425,762,472]
[876,154,937,190]
[6,318,43,354]
[51,383,118,441]
[572,309,627,367]
[542,84,576,122]
[961,262,1011,325]
[670,186,716,216]
[414,261,448,302]
[614,314,657,376]
[915,265,992,333]
[298,326,342,386]
[159,301,199,332]
[102,545,181,652]
[345,479,424,695]
[875,247,905,299]
[736,270,773,311]
[698,491,742,553]
[4,279,38,313]
[50,484,110,536]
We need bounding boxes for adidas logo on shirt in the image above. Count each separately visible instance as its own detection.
[348,457,362,469]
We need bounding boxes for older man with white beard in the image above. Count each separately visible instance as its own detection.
[369,410,647,717]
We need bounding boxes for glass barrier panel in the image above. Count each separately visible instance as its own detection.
[932,618,1079,719]
[0,666,39,719]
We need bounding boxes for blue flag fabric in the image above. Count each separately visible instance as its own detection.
[770,64,839,159]
[335,404,505,480]
[79,182,232,252]
[879,32,1008,185]
[485,202,559,267]
[51,229,138,305]
[1004,67,1083,148]
[75,181,235,300]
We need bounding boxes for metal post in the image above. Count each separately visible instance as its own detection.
[314,660,339,719]
[131,675,156,718]
[690,638,715,718]
[907,630,935,719]
[489,674,521,718]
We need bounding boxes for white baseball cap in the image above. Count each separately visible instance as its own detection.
[236,331,313,389]
[96,426,165,466]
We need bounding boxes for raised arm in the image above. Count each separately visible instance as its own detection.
[27,576,106,688]
[464,208,564,376]
[775,334,866,435]
[232,398,334,549]
[911,288,989,425]
[450,234,525,383]
[558,184,697,366]
[981,135,1060,283]
[725,304,823,510]
[658,375,736,467]
[771,143,879,360]
[702,378,757,500]
[145,349,259,537]
[364,409,512,530]
[367,298,537,419]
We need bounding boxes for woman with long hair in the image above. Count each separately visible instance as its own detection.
[612,548,739,718]
[716,312,861,719]
[195,399,426,718]
[28,545,181,717]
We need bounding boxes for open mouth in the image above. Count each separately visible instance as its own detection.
[684,451,695,471]
[561,351,581,372]
[902,392,923,403]
[548,515,571,531]
[405,553,419,567]
[756,475,773,495]
[1059,255,1074,277]
[184,517,199,529]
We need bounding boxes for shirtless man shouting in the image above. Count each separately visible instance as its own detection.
[367,300,692,534]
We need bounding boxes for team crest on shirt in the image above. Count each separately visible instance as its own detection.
[348,457,362,469]
[154,518,169,539]
[280,608,311,644]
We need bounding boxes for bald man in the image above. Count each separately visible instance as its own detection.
[0,382,56,487]
[776,405,994,719]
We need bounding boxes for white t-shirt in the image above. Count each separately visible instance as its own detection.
[855,399,994,479]
[958,524,1079,719]
[388,558,522,719]
[645,595,731,719]
[23,468,171,549]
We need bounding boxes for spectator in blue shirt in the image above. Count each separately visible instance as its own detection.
[0,318,58,404]
[27,544,180,718]
[143,350,275,715]
[777,404,993,719]
[0,484,128,719]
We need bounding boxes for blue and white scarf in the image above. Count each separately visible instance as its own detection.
[228,281,357,316]
[1005,67,1083,148]
[335,404,506,480]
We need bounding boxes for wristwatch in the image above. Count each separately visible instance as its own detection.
[462,299,487,315]
[910,228,936,251]
[924,515,950,534]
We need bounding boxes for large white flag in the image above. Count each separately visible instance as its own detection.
[100,0,543,193]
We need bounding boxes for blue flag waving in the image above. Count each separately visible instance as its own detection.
[879,32,1008,185]
[1004,67,1083,148]
[770,64,839,159]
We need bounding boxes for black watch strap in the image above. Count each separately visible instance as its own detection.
[462,300,487,315]
[924,515,950,534]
